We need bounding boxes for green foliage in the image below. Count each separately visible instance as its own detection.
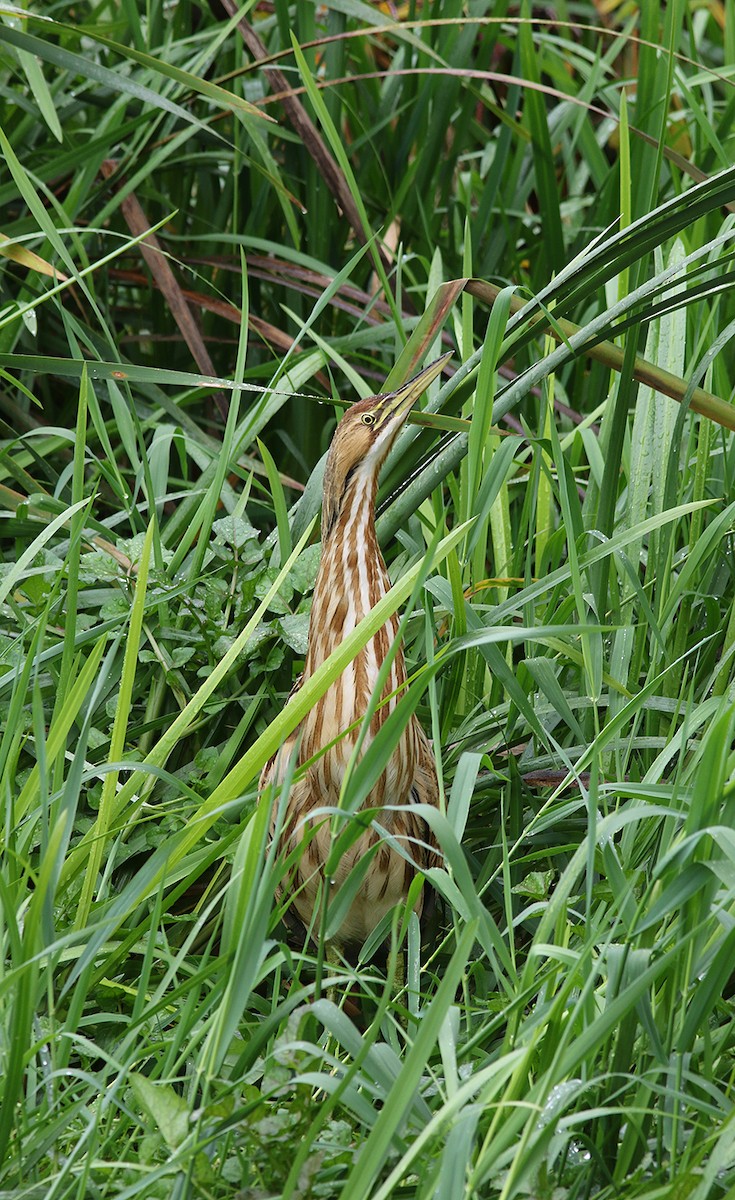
[2,2,735,1198]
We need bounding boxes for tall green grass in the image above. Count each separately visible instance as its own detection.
[1,3,735,1196]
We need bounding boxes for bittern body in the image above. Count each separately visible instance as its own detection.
[260,355,450,947]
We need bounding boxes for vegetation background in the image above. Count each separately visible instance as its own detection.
[1,1,735,1196]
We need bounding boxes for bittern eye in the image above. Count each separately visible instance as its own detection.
[361,413,375,426]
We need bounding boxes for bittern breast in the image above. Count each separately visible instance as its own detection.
[299,495,407,770]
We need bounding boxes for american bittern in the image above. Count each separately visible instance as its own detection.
[261,354,451,948]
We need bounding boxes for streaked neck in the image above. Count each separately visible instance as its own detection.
[305,471,393,674]
[300,468,411,780]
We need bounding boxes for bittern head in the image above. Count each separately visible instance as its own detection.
[321,352,451,538]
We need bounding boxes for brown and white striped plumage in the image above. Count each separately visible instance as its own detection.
[260,356,449,947]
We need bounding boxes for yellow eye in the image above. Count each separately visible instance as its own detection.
[361,412,375,426]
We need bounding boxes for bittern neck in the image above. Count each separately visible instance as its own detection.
[301,470,406,754]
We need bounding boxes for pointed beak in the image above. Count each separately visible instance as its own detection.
[376,351,452,424]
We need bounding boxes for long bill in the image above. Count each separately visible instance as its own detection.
[373,351,453,422]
